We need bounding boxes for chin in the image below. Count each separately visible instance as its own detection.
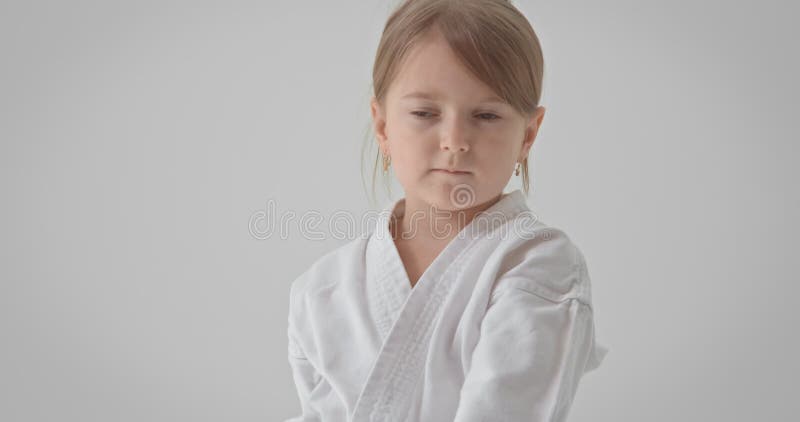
[426,182,482,211]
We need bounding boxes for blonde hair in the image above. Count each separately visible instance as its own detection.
[361,0,545,206]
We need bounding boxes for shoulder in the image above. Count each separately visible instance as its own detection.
[485,219,609,373]
[490,218,594,308]
[288,235,369,312]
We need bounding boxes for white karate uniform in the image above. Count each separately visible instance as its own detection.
[285,189,609,422]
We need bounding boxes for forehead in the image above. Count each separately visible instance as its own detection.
[400,90,505,105]
[389,29,503,104]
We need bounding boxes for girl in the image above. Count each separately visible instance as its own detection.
[285,0,608,420]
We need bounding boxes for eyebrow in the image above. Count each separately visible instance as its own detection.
[400,91,506,105]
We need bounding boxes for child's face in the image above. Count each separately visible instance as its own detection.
[371,28,545,211]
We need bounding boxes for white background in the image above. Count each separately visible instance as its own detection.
[1,0,798,420]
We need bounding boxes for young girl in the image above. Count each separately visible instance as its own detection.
[285,1,608,420]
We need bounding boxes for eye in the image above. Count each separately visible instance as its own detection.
[411,111,435,119]
[410,111,500,121]
[477,113,500,121]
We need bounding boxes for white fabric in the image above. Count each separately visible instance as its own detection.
[285,189,609,422]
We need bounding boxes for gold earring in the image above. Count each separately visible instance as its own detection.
[515,161,521,176]
[383,152,391,174]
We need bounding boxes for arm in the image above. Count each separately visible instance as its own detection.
[453,287,601,422]
[284,331,323,422]
[283,279,323,422]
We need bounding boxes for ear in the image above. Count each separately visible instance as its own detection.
[370,97,389,154]
[519,106,546,160]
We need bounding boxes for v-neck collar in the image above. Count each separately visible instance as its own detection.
[357,188,533,418]
[366,189,530,300]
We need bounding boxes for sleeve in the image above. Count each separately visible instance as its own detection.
[283,280,323,422]
[452,287,603,422]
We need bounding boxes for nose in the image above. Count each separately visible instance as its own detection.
[439,117,470,153]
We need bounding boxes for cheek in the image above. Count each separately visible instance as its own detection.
[474,137,517,166]
[393,143,431,175]
[387,127,437,164]
[387,139,432,182]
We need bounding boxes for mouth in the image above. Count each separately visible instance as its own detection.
[432,168,472,175]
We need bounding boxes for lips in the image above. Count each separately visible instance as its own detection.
[433,168,471,175]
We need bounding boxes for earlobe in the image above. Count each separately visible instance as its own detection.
[374,120,387,145]
[376,116,388,153]
[523,127,536,149]
[521,105,545,153]
[370,99,387,144]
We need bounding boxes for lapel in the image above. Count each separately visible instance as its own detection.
[355,190,530,421]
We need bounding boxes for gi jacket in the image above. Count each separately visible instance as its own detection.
[285,189,609,421]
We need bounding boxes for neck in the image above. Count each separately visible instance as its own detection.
[391,192,504,242]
